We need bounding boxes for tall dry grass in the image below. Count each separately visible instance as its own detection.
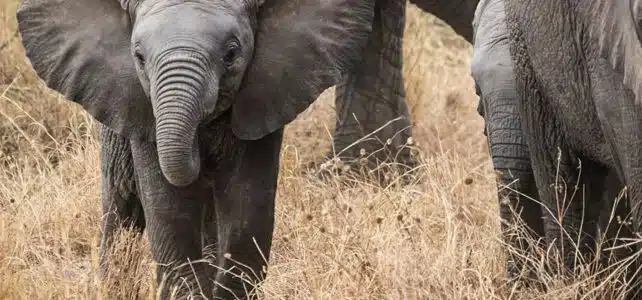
[0,2,635,299]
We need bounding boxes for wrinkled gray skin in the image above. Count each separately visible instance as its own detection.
[17,0,377,298]
[501,0,641,293]
[324,0,479,176]
[472,0,636,284]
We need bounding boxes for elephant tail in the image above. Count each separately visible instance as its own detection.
[587,0,642,106]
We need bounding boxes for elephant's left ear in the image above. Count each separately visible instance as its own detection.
[231,0,376,140]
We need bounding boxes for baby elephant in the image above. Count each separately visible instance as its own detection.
[17,0,378,298]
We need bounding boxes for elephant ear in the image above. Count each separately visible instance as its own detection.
[231,0,376,140]
[590,0,642,106]
[17,0,155,140]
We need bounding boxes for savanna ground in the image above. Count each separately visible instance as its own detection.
[0,2,636,300]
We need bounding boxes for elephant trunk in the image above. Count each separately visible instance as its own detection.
[152,55,215,187]
[483,87,544,235]
[481,85,546,278]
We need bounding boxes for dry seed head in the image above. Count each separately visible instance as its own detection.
[319,161,331,170]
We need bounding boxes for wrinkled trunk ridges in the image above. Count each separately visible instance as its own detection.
[153,57,210,187]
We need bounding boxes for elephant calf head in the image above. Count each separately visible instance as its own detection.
[17,0,376,186]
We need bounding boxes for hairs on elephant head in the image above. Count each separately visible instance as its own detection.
[16,0,376,186]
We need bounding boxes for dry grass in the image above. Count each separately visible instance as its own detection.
[0,2,635,299]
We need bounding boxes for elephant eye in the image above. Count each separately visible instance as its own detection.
[223,41,240,67]
[134,50,146,68]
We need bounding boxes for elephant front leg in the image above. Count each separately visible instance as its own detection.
[210,129,284,299]
[98,126,146,275]
[324,0,417,181]
[130,139,214,300]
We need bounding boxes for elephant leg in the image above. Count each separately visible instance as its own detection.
[589,59,642,298]
[326,0,416,179]
[529,140,604,273]
[471,0,544,278]
[129,139,214,300]
[201,192,218,259]
[209,129,283,299]
[597,174,637,277]
[509,27,604,276]
[98,125,145,273]
[517,83,601,275]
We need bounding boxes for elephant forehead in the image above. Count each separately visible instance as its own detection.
[131,4,247,56]
[137,0,246,17]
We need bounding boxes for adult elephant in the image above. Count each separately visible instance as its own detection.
[472,0,637,284]
[494,0,641,293]
[316,0,479,178]
[17,0,378,298]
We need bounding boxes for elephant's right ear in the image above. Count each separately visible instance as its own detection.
[17,0,155,140]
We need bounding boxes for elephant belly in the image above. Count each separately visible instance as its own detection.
[511,0,612,166]
[543,78,613,166]
[585,51,642,174]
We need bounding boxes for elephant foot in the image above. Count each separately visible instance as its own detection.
[305,142,421,186]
